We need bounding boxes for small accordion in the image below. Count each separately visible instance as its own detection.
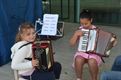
[78,28,117,57]
[32,40,54,71]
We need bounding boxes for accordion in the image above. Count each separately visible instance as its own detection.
[32,40,54,71]
[78,28,117,57]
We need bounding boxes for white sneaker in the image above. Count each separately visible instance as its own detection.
[76,78,81,80]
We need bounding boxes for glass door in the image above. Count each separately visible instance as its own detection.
[42,0,74,22]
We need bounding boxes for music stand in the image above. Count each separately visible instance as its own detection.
[33,18,64,71]
[35,18,64,40]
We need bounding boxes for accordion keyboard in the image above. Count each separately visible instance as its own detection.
[78,29,89,51]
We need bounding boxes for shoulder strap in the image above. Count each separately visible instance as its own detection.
[18,42,32,50]
[18,42,32,61]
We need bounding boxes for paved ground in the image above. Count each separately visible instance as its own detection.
[0,22,121,80]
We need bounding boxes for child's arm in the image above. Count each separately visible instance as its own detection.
[70,30,83,46]
[11,46,33,70]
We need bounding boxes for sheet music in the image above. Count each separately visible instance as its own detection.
[41,14,59,35]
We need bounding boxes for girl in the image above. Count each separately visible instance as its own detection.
[11,22,61,80]
[70,10,102,80]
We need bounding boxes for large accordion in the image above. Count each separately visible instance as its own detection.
[78,28,117,57]
[32,40,54,71]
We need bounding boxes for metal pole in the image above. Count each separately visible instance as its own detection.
[61,0,70,19]
[75,0,80,22]
[60,0,63,19]
[49,0,51,13]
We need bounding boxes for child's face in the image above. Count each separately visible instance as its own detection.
[21,28,36,42]
[80,18,92,29]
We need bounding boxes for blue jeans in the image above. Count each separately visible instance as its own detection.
[100,55,121,80]
[111,55,121,71]
[100,71,121,80]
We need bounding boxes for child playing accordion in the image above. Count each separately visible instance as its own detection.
[70,10,116,80]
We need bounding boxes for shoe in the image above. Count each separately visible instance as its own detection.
[76,78,80,80]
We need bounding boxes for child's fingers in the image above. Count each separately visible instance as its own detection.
[75,30,83,36]
[32,59,39,66]
[35,59,39,66]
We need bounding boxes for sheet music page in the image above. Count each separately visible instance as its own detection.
[41,14,59,35]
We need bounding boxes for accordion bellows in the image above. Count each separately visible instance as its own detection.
[32,40,54,70]
[78,28,116,57]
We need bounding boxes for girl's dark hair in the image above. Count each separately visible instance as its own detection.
[80,9,93,20]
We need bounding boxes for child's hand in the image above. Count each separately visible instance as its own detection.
[32,59,39,67]
[74,30,83,37]
[70,30,83,46]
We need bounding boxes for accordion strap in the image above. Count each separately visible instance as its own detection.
[101,57,105,63]
[19,42,32,49]
[18,42,32,61]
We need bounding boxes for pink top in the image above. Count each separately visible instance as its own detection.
[79,25,96,29]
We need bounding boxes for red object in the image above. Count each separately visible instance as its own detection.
[32,43,49,49]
